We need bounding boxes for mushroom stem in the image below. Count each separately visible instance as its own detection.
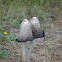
[27,41,33,62]
[22,42,27,62]
[42,35,45,42]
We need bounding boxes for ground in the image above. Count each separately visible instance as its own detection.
[0,12,62,62]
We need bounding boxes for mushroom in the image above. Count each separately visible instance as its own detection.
[30,17,45,39]
[16,19,33,62]
[27,17,45,62]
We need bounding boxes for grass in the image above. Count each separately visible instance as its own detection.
[0,47,9,59]
[41,24,51,30]
[0,0,62,28]
[0,0,62,61]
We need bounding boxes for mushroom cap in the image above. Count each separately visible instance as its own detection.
[16,19,34,42]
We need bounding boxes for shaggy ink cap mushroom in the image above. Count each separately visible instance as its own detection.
[16,19,34,42]
[30,17,45,39]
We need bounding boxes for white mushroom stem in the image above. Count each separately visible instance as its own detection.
[27,41,33,62]
[22,42,27,62]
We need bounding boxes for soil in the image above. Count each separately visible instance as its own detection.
[0,12,62,62]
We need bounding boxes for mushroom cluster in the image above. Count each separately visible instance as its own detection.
[16,17,45,62]
[16,17,45,42]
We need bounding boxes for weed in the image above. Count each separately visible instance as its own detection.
[0,47,9,59]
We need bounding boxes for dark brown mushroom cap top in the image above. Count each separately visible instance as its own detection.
[16,19,34,42]
[30,17,45,39]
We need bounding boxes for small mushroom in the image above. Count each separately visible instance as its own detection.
[16,19,33,62]
[16,19,34,42]
[30,17,45,39]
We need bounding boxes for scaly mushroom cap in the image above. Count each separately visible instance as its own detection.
[16,19,34,42]
[30,17,45,39]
